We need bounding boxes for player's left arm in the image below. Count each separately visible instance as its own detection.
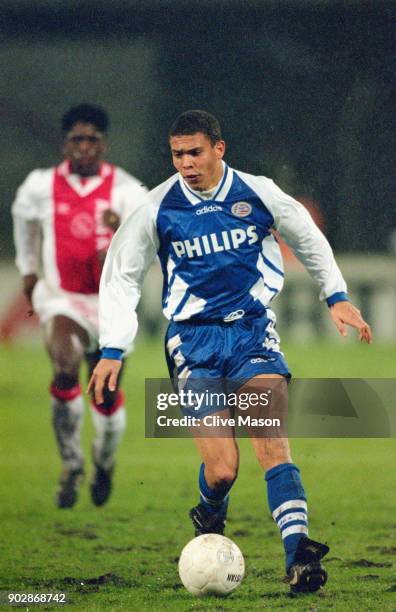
[328,300,372,343]
[12,170,46,313]
[259,178,372,344]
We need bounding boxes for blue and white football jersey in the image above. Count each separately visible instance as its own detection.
[157,163,284,323]
[99,162,347,351]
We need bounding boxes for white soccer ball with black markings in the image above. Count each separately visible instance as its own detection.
[178,534,245,596]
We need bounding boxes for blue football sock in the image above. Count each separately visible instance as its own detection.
[198,463,234,516]
[265,462,308,571]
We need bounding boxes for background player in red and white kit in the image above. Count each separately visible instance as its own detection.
[12,104,148,508]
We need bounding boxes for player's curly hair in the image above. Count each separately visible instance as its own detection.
[62,103,109,134]
[169,110,222,145]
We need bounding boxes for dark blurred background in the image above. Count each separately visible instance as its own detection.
[1,0,395,258]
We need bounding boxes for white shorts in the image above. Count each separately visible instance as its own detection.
[32,279,100,353]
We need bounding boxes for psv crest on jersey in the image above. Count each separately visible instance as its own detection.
[231,201,252,217]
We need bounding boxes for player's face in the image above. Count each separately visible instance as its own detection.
[63,122,107,176]
[170,133,225,191]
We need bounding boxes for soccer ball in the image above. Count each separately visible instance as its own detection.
[178,534,245,596]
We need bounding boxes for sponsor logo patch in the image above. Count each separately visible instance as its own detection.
[196,204,223,215]
[172,226,258,258]
[250,356,277,363]
[231,201,252,217]
[56,202,70,214]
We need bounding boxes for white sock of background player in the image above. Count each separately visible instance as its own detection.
[90,390,126,471]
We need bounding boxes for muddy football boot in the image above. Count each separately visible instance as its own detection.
[189,503,227,536]
[287,536,329,593]
[90,463,114,506]
[56,467,84,509]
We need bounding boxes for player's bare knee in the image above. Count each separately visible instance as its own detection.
[53,372,79,390]
[45,323,85,375]
[49,344,81,373]
[52,357,80,380]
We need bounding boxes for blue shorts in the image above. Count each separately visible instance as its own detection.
[165,312,290,418]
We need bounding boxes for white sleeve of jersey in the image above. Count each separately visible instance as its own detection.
[111,168,149,222]
[256,176,347,301]
[13,218,42,275]
[11,169,50,275]
[99,198,159,351]
[11,169,49,220]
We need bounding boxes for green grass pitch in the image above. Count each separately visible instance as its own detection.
[0,338,395,611]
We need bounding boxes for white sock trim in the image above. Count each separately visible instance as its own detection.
[281,524,309,539]
[277,512,308,530]
[272,499,307,520]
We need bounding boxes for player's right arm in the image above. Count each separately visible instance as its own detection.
[88,198,159,403]
[87,358,123,404]
[12,170,46,311]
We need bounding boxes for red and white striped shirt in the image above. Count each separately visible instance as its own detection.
[12,161,148,294]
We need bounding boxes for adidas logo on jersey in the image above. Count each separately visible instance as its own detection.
[172,225,259,258]
[195,204,223,215]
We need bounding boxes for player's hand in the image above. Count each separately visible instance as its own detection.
[23,273,38,315]
[87,358,122,404]
[102,209,121,232]
[329,301,372,344]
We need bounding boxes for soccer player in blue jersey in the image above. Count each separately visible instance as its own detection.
[88,110,372,593]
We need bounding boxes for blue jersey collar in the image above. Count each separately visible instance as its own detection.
[178,162,233,204]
